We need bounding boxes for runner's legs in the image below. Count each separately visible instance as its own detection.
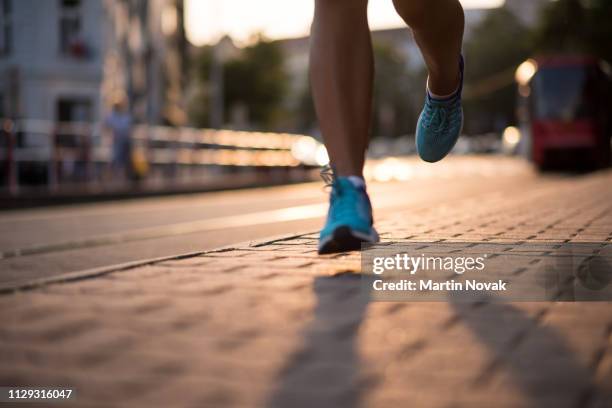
[309,0,372,177]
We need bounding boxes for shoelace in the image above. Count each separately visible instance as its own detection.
[320,164,373,224]
[320,164,334,189]
[329,183,358,220]
[319,164,351,215]
[422,98,461,134]
[422,55,464,134]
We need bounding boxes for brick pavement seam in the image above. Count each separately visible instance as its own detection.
[0,231,312,295]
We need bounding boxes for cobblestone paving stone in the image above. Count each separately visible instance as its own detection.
[1,170,612,407]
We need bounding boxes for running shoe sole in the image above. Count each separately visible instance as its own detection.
[318,226,380,255]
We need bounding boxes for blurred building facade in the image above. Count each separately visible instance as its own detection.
[0,0,105,124]
[0,0,187,126]
[102,0,188,126]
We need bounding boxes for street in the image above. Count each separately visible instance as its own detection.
[1,156,533,289]
[1,155,612,408]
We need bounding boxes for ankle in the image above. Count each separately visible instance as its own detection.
[334,166,364,180]
[427,70,460,97]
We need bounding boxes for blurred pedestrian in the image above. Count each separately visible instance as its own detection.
[104,98,133,182]
[312,0,465,254]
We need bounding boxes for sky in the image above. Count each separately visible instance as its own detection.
[185,0,505,46]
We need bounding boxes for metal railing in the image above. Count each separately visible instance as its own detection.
[0,119,327,196]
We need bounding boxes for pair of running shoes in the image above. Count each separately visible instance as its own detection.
[318,57,464,254]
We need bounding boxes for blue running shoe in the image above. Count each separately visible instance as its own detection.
[318,176,379,254]
[416,56,465,163]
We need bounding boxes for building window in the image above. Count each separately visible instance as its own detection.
[56,97,92,147]
[0,0,11,56]
[59,0,84,55]
[57,97,92,123]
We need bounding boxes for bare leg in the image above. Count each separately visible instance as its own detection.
[392,0,464,95]
[310,0,372,177]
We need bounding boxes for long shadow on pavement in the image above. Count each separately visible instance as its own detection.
[266,272,607,407]
[267,272,372,408]
[450,296,606,407]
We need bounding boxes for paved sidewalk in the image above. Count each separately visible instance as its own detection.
[1,170,612,408]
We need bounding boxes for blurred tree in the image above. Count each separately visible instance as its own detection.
[187,46,213,127]
[224,38,288,128]
[293,82,317,135]
[534,0,612,63]
[463,7,533,134]
[372,43,421,138]
[188,37,289,129]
